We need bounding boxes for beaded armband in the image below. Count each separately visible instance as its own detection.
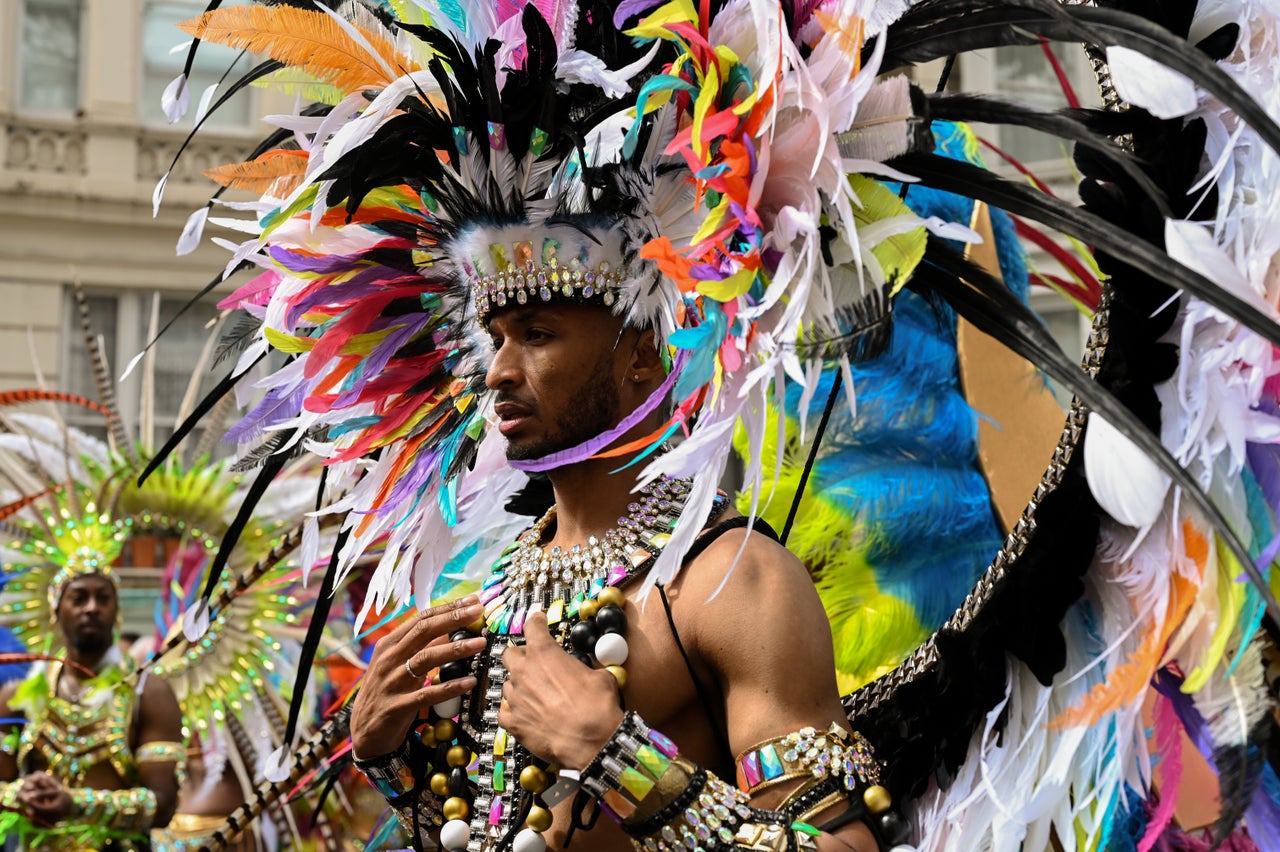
[70,786,158,833]
[137,740,186,764]
[580,713,830,851]
[736,724,880,805]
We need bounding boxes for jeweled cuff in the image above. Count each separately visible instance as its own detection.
[70,786,158,833]
[735,724,880,804]
[354,734,423,799]
[578,713,822,851]
[354,733,442,850]
[137,740,187,764]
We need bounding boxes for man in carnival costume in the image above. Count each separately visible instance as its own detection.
[347,280,890,852]
[0,524,183,851]
[157,0,1280,848]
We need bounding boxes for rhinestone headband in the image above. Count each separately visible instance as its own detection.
[472,258,625,325]
[453,232,630,327]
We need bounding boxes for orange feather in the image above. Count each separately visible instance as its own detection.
[204,149,309,195]
[1050,523,1208,729]
[179,6,419,96]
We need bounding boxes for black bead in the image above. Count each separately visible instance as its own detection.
[450,629,473,643]
[439,659,471,682]
[594,605,627,635]
[877,810,909,846]
[569,651,592,667]
[447,765,470,797]
[569,619,600,654]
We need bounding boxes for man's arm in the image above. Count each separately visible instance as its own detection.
[135,673,184,828]
[502,529,896,851]
[679,529,884,849]
[0,682,21,782]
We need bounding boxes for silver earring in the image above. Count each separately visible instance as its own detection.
[633,373,641,381]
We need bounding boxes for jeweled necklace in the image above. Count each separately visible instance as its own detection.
[430,477,725,852]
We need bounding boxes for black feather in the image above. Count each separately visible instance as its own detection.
[891,152,1280,351]
[924,93,1170,217]
[137,355,263,486]
[912,239,1280,624]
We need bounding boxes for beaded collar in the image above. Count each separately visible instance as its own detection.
[479,477,719,637]
[450,478,729,850]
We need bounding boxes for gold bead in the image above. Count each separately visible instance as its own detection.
[430,772,450,797]
[467,614,486,633]
[447,745,471,768]
[434,719,457,742]
[577,599,599,620]
[606,665,628,689]
[442,796,470,821]
[863,785,892,815]
[421,727,438,748]
[596,586,625,609]
[519,765,548,793]
[526,805,553,833]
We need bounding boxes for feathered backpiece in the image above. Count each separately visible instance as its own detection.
[157,0,1280,846]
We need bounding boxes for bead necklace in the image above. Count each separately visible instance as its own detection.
[431,478,726,852]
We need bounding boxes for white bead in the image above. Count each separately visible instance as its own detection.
[889,846,918,852]
[513,828,547,852]
[440,819,470,850]
[594,632,629,667]
[433,696,463,718]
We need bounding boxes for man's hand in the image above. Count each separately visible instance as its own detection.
[499,610,624,770]
[16,772,72,825]
[351,595,487,761]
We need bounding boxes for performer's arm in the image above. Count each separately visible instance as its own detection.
[503,530,895,851]
[350,596,487,845]
[0,683,20,783]
[135,673,184,829]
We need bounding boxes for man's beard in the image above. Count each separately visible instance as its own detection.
[505,357,621,461]
[69,627,113,656]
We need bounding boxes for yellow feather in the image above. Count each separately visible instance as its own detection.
[179,6,420,96]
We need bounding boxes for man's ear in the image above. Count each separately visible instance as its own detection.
[626,328,665,382]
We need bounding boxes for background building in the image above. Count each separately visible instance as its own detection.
[0,0,295,628]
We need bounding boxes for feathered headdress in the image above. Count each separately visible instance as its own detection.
[156,0,935,627]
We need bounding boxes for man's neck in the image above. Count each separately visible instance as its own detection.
[63,646,112,680]
[544,456,645,546]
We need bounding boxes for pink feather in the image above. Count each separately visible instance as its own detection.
[1140,691,1185,852]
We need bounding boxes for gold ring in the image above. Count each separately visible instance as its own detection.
[405,657,420,679]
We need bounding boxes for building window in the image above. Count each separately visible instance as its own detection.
[140,0,253,128]
[62,289,227,455]
[959,43,1102,177]
[19,0,83,112]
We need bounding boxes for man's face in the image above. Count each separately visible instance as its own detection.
[56,574,117,657]
[484,304,627,461]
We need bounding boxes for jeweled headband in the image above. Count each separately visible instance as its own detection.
[448,222,635,328]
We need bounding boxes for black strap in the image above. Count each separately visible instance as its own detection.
[656,515,781,766]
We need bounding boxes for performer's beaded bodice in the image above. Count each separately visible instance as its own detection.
[442,477,725,850]
[18,663,139,787]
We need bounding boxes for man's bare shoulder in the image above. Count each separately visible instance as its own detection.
[139,671,179,707]
[677,512,813,602]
